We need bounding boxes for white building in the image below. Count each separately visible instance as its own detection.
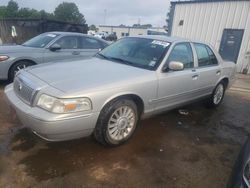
[167,0,250,74]
[98,25,167,39]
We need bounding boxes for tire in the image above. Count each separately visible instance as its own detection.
[94,99,139,146]
[9,61,34,82]
[206,81,226,108]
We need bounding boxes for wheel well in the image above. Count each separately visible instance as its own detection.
[8,59,36,78]
[221,77,229,89]
[106,94,144,116]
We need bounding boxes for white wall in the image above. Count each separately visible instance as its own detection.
[171,1,250,74]
[98,26,166,39]
[98,26,147,39]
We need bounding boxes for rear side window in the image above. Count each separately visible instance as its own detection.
[167,42,194,68]
[194,43,218,67]
[80,37,103,49]
[206,46,218,65]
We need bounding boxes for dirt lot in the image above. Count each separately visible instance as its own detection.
[0,77,250,188]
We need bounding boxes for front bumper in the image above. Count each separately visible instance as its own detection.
[0,58,13,80]
[4,84,100,141]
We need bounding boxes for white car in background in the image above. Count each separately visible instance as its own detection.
[94,32,108,39]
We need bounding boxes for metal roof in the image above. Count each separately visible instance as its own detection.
[171,0,248,5]
[128,35,189,43]
[99,25,164,30]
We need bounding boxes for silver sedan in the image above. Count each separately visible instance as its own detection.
[4,35,236,146]
[0,32,108,81]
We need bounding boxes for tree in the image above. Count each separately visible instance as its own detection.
[89,24,97,31]
[54,2,86,24]
[5,0,18,17]
[39,10,54,19]
[0,6,7,18]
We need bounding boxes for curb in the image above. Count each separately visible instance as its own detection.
[229,87,250,93]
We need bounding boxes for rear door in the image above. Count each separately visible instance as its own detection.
[156,42,199,111]
[78,37,106,59]
[193,43,221,96]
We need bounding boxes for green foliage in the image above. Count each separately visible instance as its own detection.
[54,2,86,24]
[0,6,7,18]
[89,24,97,31]
[5,0,18,17]
[18,8,41,18]
[0,0,86,24]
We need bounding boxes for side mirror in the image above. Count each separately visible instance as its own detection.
[168,61,184,71]
[49,43,61,51]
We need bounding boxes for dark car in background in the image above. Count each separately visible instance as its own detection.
[105,33,118,41]
[230,136,250,188]
[0,31,109,81]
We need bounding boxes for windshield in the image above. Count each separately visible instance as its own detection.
[22,33,59,48]
[97,37,171,70]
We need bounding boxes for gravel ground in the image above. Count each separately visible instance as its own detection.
[0,78,250,188]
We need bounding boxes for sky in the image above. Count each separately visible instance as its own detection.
[0,0,171,27]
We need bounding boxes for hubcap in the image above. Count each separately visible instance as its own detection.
[213,84,224,105]
[107,106,136,141]
[14,64,27,75]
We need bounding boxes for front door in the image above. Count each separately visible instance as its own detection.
[219,29,244,63]
[44,35,82,63]
[156,42,199,111]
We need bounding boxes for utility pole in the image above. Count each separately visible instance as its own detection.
[104,9,107,25]
[138,18,141,25]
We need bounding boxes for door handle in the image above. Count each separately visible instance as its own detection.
[216,70,221,75]
[72,51,80,55]
[192,75,199,80]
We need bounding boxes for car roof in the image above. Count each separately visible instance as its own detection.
[128,35,190,43]
[44,31,109,44]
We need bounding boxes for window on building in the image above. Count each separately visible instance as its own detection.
[179,20,184,26]
[121,33,129,37]
[167,42,194,69]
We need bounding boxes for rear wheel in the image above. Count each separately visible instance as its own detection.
[9,61,34,81]
[207,82,225,108]
[94,99,138,146]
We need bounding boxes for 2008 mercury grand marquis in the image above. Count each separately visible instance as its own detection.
[4,36,236,146]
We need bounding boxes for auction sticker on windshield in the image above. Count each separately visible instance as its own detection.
[47,34,57,38]
[151,40,170,48]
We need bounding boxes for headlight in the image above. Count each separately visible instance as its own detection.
[37,94,92,113]
[0,55,9,62]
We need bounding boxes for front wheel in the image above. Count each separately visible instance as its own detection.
[9,61,34,82]
[94,99,138,146]
[207,82,225,108]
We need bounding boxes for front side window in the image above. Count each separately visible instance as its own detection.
[22,33,59,48]
[54,36,78,49]
[167,43,194,69]
[97,37,171,70]
[194,43,218,67]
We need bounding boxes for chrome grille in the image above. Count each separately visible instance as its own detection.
[14,77,36,105]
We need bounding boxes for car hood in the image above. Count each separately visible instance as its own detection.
[0,45,39,53]
[26,57,153,94]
